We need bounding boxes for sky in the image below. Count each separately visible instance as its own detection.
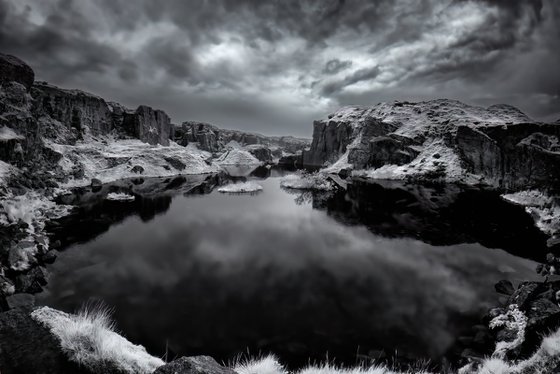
[1,0,559,137]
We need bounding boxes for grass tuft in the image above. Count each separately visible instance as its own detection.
[31,304,164,374]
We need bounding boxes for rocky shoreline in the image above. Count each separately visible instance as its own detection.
[1,51,560,373]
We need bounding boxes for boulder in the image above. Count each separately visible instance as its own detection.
[245,144,273,163]
[154,356,237,374]
[0,53,34,91]
[123,105,172,146]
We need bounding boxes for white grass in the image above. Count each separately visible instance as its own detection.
[27,304,560,374]
[106,192,136,201]
[280,172,334,191]
[217,181,263,193]
[235,355,287,374]
[215,148,262,166]
[234,355,431,374]
[488,304,527,358]
[502,190,560,245]
[31,306,164,374]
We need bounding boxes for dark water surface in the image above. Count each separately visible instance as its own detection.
[38,171,544,369]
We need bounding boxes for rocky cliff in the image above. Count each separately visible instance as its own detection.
[304,100,559,190]
[176,121,309,155]
[122,105,172,146]
[1,53,172,159]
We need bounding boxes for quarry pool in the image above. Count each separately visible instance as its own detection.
[37,171,544,369]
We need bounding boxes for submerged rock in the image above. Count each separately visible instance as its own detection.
[154,356,237,374]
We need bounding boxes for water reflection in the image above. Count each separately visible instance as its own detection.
[40,175,541,370]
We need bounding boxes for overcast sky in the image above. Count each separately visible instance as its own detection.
[1,0,559,136]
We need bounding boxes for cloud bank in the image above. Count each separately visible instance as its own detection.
[1,0,558,136]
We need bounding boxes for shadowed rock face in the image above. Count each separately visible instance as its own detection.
[456,123,560,190]
[31,82,114,138]
[123,105,172,146]
[0,53,34,91]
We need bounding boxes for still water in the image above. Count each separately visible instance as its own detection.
[38,169,544,369]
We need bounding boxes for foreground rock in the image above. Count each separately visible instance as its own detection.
[0,308,91,374]
[486,278,560,361]
[154,356,237,374]
[303,100,559,190]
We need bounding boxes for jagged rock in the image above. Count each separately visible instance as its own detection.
[508,281,541,308]
[495,280,515,295]
[303,118,354,166]
[456,123,560,189]
[154,356,237,374]
[0,53,34,91]
[526,298,560,329]
[179,121,221,151]
[32,82,114,138]
[123,105,172,146]
[176,121,310,155]
[245,144,273,163]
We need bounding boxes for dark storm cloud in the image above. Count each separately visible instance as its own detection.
[0,0,558,135]
[321,66,381,95]
[323,59,353,75]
